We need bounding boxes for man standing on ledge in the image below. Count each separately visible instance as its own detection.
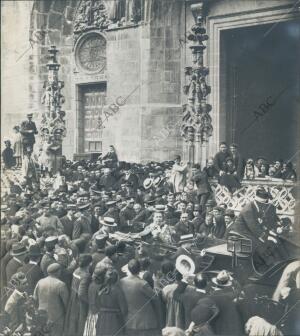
[20,113,38,154]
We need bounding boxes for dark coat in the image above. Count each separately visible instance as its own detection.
[96,283,128,336]
[120,275,161,331]
[60,215,74,238]
[213,151,230,173]
[233,201,284,270]
[64,268,91,336]
[191,170,211,195]
[18,262,43,295]
[119,206,135,230]
[103,207,120,225]
[20,120,38,145]
[230,152,244,179]
[210,291,244,336]
[211,216,226,239]
[99,174,117,190]
[6,257,24,283]
[233,201,278,250]
[2,147,15,168]
[91,249,106,270]
[40,252,56,276]
[174,220,196,237]
[173,281,208,329]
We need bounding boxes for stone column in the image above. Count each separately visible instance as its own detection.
[39,46,66,173]
[181,1,213,165]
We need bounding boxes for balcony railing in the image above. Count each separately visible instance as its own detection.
[209,178,296,221]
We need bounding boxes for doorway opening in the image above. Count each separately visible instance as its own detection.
[221,20,299,162]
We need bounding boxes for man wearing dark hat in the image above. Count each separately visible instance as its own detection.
[233,186,288,271]
[5,242,28,284]
[173,273,211,329]
[20,113,38,154]
[17,244,43,295]
[34,263,69,336]
[40,236,58,276]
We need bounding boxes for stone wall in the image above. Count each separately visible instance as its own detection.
[1,1,34,142]
[26,0,185,162]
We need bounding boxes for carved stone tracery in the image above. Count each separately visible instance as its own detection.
[181,2,213,163]
[39,46,66,172]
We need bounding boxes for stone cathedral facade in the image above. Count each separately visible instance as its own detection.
[2,0,299,164]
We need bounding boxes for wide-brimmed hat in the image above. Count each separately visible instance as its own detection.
[175,255,195,276]
[11,243,27,256]
[153,176,164,188]
[100,217,117,227]
[78,203,90,211]
[143,178,153,190]
[106,200,117,207]
[45,236,58,248]
[212,270,233,287]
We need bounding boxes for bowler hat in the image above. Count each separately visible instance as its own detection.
[11,243,27,256]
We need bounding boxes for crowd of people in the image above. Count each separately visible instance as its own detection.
[1,121,299,336]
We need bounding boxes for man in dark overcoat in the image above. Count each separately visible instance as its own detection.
[20,113,38,154]
[120,259,162,336]
[17,244,43,295]
[233,187,289,272]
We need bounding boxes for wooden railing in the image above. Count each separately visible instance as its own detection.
[209,178,296,220]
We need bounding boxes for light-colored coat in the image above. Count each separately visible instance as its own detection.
[34,275,69,336]
[169,163,188,193]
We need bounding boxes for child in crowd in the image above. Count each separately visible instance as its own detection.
[243,159,255,180]
[12,126,23,168]
[2,140,15,170]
